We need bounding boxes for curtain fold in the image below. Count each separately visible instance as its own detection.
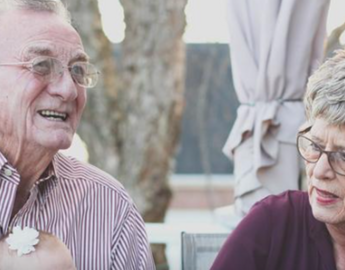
[223,0,330,211]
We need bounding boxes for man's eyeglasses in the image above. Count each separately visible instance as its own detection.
[0,57,100,88]
[297,134,345,176]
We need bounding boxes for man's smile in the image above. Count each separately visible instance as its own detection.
[38,110,68,121]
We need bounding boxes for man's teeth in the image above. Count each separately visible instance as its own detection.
[39,110,67,121]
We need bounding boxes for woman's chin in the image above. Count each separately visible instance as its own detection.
[311,198,345,225]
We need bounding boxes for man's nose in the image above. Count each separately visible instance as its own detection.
[313,153,336,180]
[47,71,78,101]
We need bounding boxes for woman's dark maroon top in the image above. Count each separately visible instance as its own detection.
[211,191,336,270]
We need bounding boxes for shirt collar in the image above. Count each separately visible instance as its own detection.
[0,152,20,185]
[0,150,58,201]
[35,160,59,205]
[0,151,8,170]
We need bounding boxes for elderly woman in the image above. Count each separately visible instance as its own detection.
[211,50,345,270]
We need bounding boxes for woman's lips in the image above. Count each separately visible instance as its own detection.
[315,188,339,205]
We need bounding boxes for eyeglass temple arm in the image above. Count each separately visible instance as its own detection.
[0,62,30,66]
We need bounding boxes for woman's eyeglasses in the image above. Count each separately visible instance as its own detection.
[297,134,345,176]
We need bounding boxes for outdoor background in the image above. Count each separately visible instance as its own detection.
[62,0,345,268]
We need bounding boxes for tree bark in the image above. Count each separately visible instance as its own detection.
[67,0,120,176]
[117,0,187,222]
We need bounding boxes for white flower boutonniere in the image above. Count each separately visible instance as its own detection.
[6,226,40,256]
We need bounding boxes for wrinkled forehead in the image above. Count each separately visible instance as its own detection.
[309,118,345,148]
[22,42,89,63]
[0,9,87,61]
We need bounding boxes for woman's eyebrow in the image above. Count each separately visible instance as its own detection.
[310,134,345,150]
[309,134,323,145]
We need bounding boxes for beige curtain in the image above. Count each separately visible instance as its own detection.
[223,0,330,215]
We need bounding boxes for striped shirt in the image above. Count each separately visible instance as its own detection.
[0,152,155,270]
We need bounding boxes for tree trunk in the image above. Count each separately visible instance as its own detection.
[117,1,188,266]
[117,0,187,221]
[67,0,120,176]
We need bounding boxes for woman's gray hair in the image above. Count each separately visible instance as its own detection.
[0,0,71,23]
[305,50,345,126]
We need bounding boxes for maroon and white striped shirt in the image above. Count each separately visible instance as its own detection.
[0,152,155,270]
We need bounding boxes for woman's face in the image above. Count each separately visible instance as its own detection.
[306,118,345,225]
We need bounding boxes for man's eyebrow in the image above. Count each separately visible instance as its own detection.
[25,46,54,57]
[71,52,89,62]
[24,46,89,62]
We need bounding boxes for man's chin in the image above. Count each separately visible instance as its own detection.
[37,135,74,152]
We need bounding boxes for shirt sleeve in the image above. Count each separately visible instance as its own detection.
[211,200,272,270]
[111,203,156,270]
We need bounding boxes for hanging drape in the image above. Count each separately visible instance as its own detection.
[223,0,330,214]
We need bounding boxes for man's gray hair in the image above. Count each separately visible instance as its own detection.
[305,50,345,126]
[0,0,71,23]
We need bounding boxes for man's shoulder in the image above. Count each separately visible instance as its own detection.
[53,152,129,199]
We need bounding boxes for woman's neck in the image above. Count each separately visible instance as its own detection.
[327,223,345,270]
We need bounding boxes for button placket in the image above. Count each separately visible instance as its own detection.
[9,186,40,230]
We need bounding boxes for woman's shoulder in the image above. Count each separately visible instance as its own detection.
[227,191,309,242]
[255,190,309,211]
[249,190,310,229]
[211,191,309,269]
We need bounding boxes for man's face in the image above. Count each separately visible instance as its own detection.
[0,9,87,152]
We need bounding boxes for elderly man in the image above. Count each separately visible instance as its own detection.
[0,0,155,269]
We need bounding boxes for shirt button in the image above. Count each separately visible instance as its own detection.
[4,168,12,176]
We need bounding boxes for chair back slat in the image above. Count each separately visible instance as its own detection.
[181,232,229,270]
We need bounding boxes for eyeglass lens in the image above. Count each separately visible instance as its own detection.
[297,135,345,176]
[31,57,98,88]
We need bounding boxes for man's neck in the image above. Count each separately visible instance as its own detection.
[0,141,55,188]
[0,141,56,219]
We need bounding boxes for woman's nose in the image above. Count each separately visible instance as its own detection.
[312,153,336,180]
